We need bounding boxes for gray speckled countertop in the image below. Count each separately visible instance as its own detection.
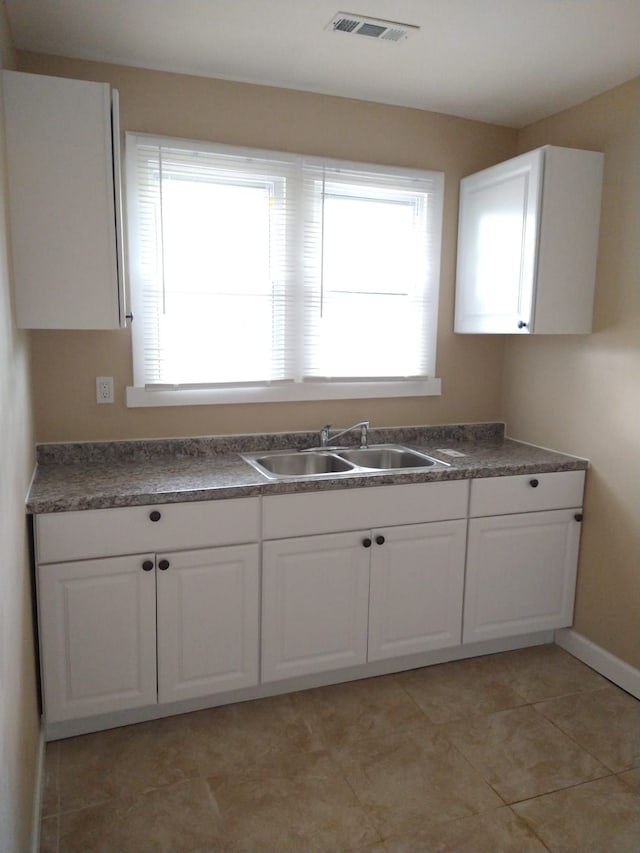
[27,422,588,513]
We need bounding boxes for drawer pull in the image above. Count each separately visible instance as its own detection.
[375,535,386,545]
[142,559,154,572]
[362,538,372,548]
[158,559,170,571]
[574,513,583,522]
[149,510,161,522]
[529,479,539,488]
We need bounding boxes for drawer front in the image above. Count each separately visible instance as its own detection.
[36,497,260,563]
[469,471,585,517]
[263,481,469,540]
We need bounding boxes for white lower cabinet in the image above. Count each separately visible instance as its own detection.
[38,545,260,722]
[463,472,585,644]
[261,482,470,683]
[261,532,371,682]
[35,473,586,732]
[157,544,259,703]
[262,520,467,683]
[37,554,158,722]
[35,498,260,723]
[463,510,581,643]
[368,520,467,661]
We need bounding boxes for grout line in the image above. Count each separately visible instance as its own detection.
[529,699,622,775]
[505,804,553,853]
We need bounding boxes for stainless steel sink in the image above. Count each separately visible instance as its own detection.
[241,444,448,480]
[336,445,440,469]
[243,451,355,479]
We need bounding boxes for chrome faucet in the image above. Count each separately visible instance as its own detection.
[319,420,369,449]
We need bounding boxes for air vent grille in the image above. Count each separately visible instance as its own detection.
[334,17,359,33]
[326,12,419,42]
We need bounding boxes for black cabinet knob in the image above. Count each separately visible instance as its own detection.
[518,320,529,329]
[362,538,372,548]
[149,510,161,522]
[375,535,385,545]
[529,479,539,488]
[158,559,170,571]
[574,513,583,522]
[142,559,154,572]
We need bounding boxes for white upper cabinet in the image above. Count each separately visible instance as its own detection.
[454,145,604,334]
[1,70,126,329]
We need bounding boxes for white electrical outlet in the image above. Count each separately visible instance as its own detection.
[96,376,114,404]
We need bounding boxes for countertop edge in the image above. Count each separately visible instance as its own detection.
[26,455,588,514]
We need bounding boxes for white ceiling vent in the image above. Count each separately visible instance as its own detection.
[326,12,419,42]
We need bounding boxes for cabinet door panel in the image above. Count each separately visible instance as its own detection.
[455,149,542,334]
[38,555,157,722]
[262,533,370,682]
[368,520,466,661]
[2,70,122,329]
[463,509,581,643]
[157,545,259,703]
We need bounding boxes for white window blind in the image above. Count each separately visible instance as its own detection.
[126,133,444,405]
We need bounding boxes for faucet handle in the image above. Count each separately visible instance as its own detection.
[320,424,332,447]
[359,421,369,448]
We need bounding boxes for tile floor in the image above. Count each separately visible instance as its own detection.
[39,644,640,853]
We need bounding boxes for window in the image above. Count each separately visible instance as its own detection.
[125,134,444,406]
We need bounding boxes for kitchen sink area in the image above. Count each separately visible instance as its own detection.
[240,444,449,480]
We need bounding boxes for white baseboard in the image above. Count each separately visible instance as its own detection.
[30,728,45,853]
[555,628,640,699]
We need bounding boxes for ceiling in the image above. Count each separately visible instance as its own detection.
[5,0,640,128]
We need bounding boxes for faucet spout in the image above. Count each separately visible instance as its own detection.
[319,420,369,449]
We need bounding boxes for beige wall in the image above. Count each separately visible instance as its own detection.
[18,51,517,442]
[0,10,40,853]
[503,79,640,668]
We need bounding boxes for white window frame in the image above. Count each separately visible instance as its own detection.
[125,133,444,407]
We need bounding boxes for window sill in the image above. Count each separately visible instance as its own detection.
[126,378,442,408]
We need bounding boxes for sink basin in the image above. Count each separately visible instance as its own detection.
[241,444,448,480]
[336,445,440,469]
[243,451,355,478]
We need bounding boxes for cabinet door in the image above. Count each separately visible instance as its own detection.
[262,532,370,683]
[455,149,542,334]
[463,509,581,643]
[2,70,124,329]
[368,520,467,661]
[156,545,259,703]
[37,555,157,722]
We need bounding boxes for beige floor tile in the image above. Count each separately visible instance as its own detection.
[179,691,324,775]
[39,815,58,853]
[207,749,382,853]
[57,692,319,813]
[444,705,608,803]
[328,720,503,839]
[512,775,640,853]
[41,741,59,818]
[395,655,527,724]
[618,766,640,792]
[381,806,550,853]
[57,714,197,813]
[534,685,640,773]
[58,778,222,853]
[496,644,608,703]
[292,673,427,750]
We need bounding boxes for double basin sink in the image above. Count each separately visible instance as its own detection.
[241,444,449,480]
